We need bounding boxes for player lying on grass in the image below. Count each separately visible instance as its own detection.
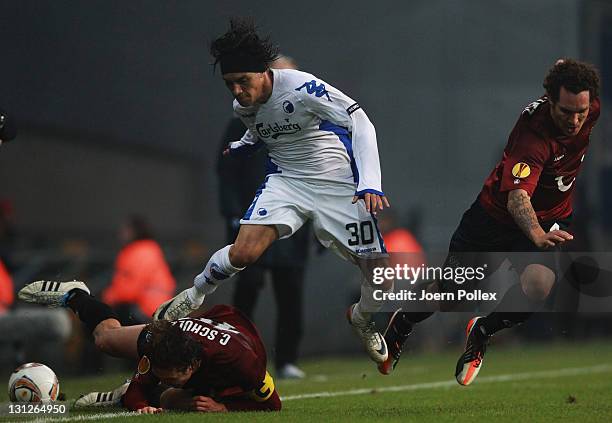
[380,59,601,386]
[18,280,281,414]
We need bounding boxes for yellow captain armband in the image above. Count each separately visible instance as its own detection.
[251,371,275,402]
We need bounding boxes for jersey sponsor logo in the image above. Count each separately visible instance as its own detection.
[355,247,378,254]
[295,80,332,101]
[256,120,302,139]
[257,208,267,216]
[138,356,151,375]
[555,175,575,192]
[511,162,531,179]
[282,100,294,114]
[346,103,361,115]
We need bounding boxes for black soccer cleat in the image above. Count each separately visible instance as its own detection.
[455,316,489,386]
[378,309,413,375]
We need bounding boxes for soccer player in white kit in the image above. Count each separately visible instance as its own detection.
[155,19,393,364]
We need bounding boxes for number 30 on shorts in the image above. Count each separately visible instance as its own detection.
[345,222,374,246]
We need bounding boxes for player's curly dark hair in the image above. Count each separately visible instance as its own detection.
[210,18,279,69]
[543,59,600,103]
[143,321,201,371]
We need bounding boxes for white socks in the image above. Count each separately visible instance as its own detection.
[352,280,393,324]
[190,245,244,300]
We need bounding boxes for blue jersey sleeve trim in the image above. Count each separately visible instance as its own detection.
[319,120,359,184]
[355,189,385,197]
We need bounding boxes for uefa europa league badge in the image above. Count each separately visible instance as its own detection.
[138,356,151,375]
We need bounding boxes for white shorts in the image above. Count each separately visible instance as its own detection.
[240,175,387,261]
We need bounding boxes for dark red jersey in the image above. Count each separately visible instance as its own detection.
[479,96,600,224]
[123,305,281,412]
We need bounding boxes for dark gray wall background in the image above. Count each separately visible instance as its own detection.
[1,0,584,250]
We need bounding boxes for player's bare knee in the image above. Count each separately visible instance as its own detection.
[231,225,277,267]
[93,331,112,354]
[521,264,555,301]
[92,319,121,354]
[229,244,260,267]
[522,280,553,301]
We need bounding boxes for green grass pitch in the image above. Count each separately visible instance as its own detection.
[3,342,612,422]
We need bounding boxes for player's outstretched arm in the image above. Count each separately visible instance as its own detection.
[349,108,386,203]
[295,77,388,212]
[507,189,573,249]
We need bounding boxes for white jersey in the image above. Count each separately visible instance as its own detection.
[229,68,383,196]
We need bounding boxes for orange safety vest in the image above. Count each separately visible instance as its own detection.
[0,259,14,313]
[383,228,426,268]
[103,240,176,317]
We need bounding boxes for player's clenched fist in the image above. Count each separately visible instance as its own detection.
[191,396,228,412]
[137,406,163,414]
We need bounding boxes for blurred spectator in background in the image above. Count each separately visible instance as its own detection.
[217,55,311,379]
[0,113,72,367]
[378,208,426,333]
[0,200,16,272]
[103,215,176,325]
[0,259,14,314]
[378,209,425,261]
[0,110,16,314]
[372,209,425,338]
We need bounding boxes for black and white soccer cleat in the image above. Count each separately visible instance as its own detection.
[346,304,388,364]
[153,288,203,321]
[74,381,129,408]
[18,280,90,307]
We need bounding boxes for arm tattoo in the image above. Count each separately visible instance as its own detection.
[507,189,541,238]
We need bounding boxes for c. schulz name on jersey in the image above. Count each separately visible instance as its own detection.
[256,120,302,139]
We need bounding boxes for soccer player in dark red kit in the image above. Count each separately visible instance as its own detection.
[380,59,601,385]
[18,280,281,413]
